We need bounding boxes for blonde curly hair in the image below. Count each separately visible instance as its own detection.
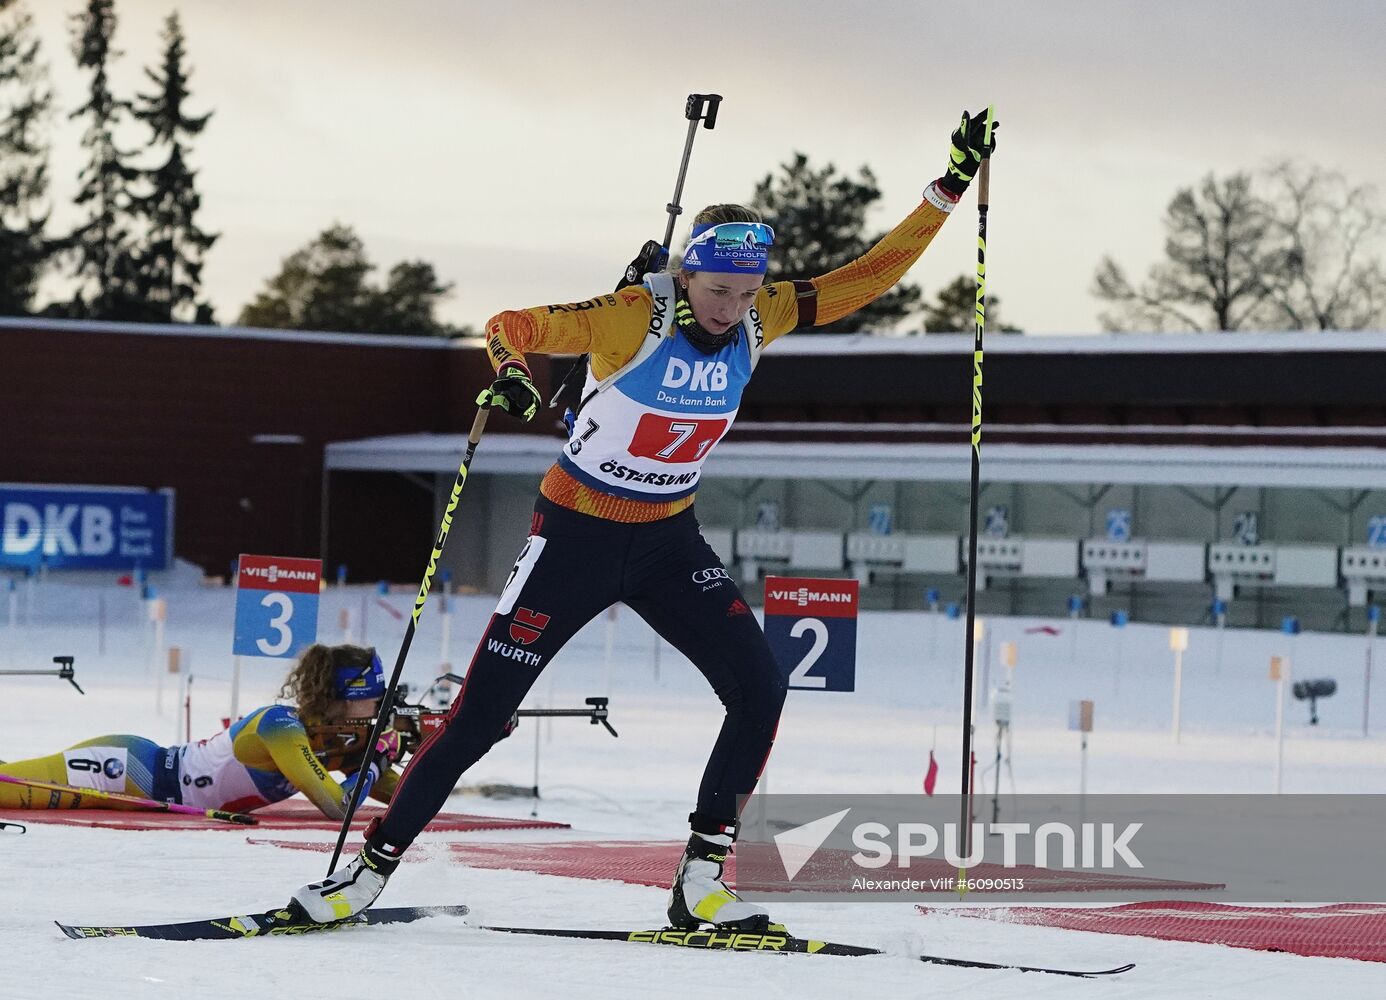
[279,644,377,724]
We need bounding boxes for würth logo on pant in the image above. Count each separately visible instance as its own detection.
[509,608,551,645]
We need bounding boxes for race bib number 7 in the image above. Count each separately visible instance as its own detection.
[627,414,727,464]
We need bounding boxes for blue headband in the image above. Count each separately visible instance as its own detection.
[681,221,775,275]
[335,650,386,701]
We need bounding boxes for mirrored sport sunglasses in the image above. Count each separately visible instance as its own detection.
[688,221,776,251]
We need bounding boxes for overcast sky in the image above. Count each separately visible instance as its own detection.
[24,0,1386,335]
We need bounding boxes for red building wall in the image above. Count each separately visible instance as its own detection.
[6,319,1383,582]
[1,321,501,581]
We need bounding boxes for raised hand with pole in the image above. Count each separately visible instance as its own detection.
[952,105,996,892]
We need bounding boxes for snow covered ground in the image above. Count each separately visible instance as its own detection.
[2,578,1384,999]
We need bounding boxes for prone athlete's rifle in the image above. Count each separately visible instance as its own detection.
[0,655,84,694]
[306,673,618,758]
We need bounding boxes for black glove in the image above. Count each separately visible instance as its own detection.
[476,361,539,422]
[937,108,998,198]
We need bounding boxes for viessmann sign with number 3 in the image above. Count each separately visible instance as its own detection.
[233,554,321,658]
[764,575,859,692]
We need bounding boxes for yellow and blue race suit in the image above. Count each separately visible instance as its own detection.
[0,704,396,819]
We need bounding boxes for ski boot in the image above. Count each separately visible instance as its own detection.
[288,820,403,923]
[666,814,774,931]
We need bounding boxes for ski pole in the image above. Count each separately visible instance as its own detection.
[326,405,491,872]
[958,106,994,882]
[0,773,256,825]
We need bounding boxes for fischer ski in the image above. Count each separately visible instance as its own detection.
[479,925,1135,978]
[57,904,469,941]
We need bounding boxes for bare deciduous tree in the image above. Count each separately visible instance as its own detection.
[1094,173,1278,331]
[1094,166,1386,333]
[1258,162,1386,330]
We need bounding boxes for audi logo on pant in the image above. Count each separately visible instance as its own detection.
[691,567,730,584]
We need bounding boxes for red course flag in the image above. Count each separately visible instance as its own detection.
[923,750,939,796]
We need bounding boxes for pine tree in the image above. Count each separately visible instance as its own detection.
[238,223,459,336]
[749,153,922,334]
[921,274,1023,334]
[240,223,373,332]
[0,0,53,315]
[371,260,456,336]
[64,0,141,320]
[130,12,216,323]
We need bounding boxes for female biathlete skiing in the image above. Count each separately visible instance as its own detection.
[0,644,403,819]
[291,109,997,930]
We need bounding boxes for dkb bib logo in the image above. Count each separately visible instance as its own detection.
[663,357,727,392]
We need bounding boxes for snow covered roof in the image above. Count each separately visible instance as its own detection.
[325,432,1386,489]
[11,315,1383,356]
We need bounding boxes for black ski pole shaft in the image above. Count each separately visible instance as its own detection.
[326,405,491,873]
[661,93,722,249]
[958,106,994,877]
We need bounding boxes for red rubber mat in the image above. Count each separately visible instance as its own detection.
[916,901,1386,963]
[6,800,569,833]
[254,839,686,886]
[256,839,1217,893]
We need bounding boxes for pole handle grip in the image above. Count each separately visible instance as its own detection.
[976,104,994,207]
[469,404,490,445]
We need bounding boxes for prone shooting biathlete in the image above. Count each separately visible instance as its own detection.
[0,644,404,819]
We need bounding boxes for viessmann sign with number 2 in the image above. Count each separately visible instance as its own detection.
[233,554,321,658]
[763,576,859,692]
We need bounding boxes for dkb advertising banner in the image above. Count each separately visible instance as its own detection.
[0,484,174,571]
